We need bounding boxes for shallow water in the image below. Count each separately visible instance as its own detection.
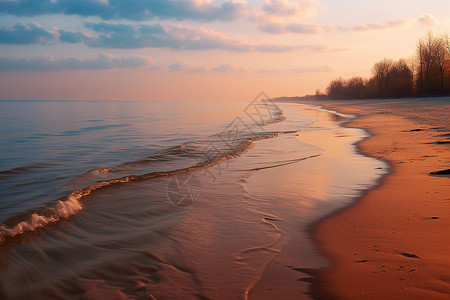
[0,99,386,299]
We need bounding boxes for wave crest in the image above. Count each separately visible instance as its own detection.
[0,107,287,243]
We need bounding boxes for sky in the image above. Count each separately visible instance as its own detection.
[0,0,449,101]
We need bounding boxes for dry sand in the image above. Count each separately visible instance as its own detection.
[311,99,450,299]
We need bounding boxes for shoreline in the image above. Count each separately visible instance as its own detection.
[248,103,387,299]
[303,106,393,292]
[0,101,385,299]
[306,99,450,299]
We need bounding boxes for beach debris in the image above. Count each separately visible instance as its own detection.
[398,266,404,270]
[429,169,450,175]
[399,252,421,259]
[289,267,316,277]
[298,277,314,283]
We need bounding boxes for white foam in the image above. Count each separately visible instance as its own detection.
[0,179,127,242]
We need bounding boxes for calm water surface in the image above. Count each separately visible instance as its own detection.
[0,99,386,299]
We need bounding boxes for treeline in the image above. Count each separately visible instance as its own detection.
[323,31,450,99]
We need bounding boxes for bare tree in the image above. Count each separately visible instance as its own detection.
[417,41,424,90]
[324,30,449,99]
[390,59,413,96]
[416,31,446,93]
[420,31,436,90]
[406,56,418,92]
[444,33,450,91]
[372,58,393,97]
[444,33,450,53]
[326,78,345,99]
[344,77,365,99]
[434,37,448,89]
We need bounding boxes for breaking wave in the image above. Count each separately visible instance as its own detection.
[0,107,287,242]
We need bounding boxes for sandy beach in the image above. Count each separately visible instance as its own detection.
[0,99,448,299]
[308,98,450,299]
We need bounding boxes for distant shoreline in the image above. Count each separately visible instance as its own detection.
[273,94,450,102]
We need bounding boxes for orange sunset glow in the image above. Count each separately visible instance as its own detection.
[0,0,449,100]
[0,1,449,300]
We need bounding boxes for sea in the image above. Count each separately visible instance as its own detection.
[0,97,387,299]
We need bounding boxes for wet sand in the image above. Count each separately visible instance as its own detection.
[309,99,450,299]
[246,104,386,299]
